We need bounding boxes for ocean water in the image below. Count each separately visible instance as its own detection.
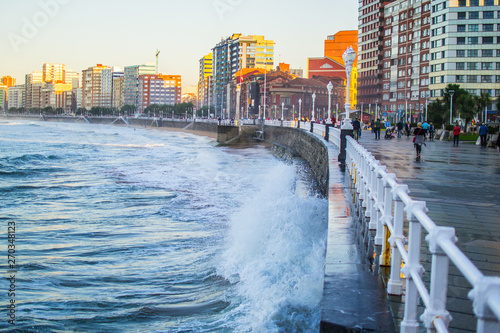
[0,120,328,333]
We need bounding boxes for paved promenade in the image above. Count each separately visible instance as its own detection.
[357,131,500,332]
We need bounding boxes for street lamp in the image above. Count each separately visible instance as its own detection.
[312,92,316,122]
[326,82,333,124]
[299,98,302,121]
[281,102,284,121]
[449,90,455,125]
[342,46,356,129]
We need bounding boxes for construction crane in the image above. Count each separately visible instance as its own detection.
[155,49,160,74]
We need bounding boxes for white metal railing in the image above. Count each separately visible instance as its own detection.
[344,135,500,332]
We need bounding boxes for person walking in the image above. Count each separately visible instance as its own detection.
[453,123,461,145]
[374,118,381,140]
[352,117,361,141]
[413,122,426,158]
[397,120,404,138]
[405,121,411,137]
[479,123,489,147]
[428,122,435,141]
[422,120,429,138]
[496,132,500,152]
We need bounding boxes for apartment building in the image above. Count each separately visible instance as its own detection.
[124,64,156,110]
[138,74,182,112]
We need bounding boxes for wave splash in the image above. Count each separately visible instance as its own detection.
[218,162,328,332]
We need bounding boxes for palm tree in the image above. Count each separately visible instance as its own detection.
[456,93,475,130]
[474,91,492,123]
[442,84,465,124]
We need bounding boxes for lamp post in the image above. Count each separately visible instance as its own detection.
[425,95,428,121]
[342,46,356,129]
[326,82,333,124]
[299,98,302,121]
[281,102,284,121]
[449,90,455,125]
[312,93,316,122]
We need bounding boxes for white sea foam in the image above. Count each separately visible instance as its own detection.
[218,163,328,332]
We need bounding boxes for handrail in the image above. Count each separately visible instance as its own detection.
[343,135,500,332]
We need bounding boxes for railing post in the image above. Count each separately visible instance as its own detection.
[400,200,426,333]
[421,226,457,331]
[368,161,379,230]
[469,277,500,332]
[379,173,397,267]
[338,129,353,171]
[386,185,407,296]
[374,166,386,246]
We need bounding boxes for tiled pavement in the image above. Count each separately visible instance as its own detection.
[357,131,500,332]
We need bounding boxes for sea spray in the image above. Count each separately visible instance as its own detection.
[218,162,328,332]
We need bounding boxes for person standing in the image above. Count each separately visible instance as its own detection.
[428,122,435,141]
[422,120,429,138]
[352,117,361,141]
[414,122,426,158]
[496,132,500,152]
[453,123,461,145]
[374,118,381,140]
[478,123,489,147]
[397,120,404,138]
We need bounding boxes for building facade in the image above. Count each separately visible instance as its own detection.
[429,0,500,117]
[7,85,25,109]
[42,63,65,83]
[82,64,111,110]
[24,71,43,110]
[1,76,16,87]
[198,53,213,109]
[124,64,156,110]
[211,34,275,114]
[138,74,182,112]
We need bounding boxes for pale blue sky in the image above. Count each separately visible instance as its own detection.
[0,0,358,88]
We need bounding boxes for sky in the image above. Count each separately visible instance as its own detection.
[0,0,358,89]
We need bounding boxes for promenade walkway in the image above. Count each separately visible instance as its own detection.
[357,131,500,332]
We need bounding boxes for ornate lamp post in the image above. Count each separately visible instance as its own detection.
[312,93,316,122]
[342,46,356,129]
[299,98,302,121]
[449,89,455,125]
[326,82,333,124]
[281,102,284,121]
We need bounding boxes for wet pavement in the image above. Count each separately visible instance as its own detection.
[357,131,500,332]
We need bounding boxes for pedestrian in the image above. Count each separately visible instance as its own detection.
[374,118,381,139]
[422,120,429,138]
[478,123,489,147]
[397,120,404,138]
[453,122,461,145]
[428,122,435,141]
[413,122,426,158]
[496,132,500,152]
[405,121,411,137]
[352,117,361,141]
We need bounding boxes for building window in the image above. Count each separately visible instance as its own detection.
[458,25,466,32]
[469,37,479,44]
[458,0,466,6]
[456,75,465,83]
[497,62,500,70]
[468,50,479,57]
[484,0,494,5]
[475,21,492,31]
[482,62,493,70]
[457,50,466,57]
[469,24,479,32]
[496,75,500,83]
[467,75,478,83]
[484,11,494,19]
[483,49,493,57]
[458,12,466,19]
[481,75,492,83]
[470,0,479,6]
[457,37,466,45]
[470,12,479,19]
[483,37,494,44]
[468,62,478,70]
[457,62,465,70]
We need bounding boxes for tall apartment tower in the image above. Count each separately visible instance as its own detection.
[429,0,500,114]
[81,64,111,110]
[380,0,431,120]
[24,71,43,109]
[42,63,65,83]
[198,53,213,109]
[212,34,274,114]
[123,64,156,110]
[358,0,387,112]
[138,74,182,112]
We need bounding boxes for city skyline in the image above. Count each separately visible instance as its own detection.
[1,0,358,89]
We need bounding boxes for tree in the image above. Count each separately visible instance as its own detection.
[43,106,54,115]
[456,93,475,130]
[474,91,492,123]
[442,84,466,124]
[121,105,136,116]
[427,99,445,127]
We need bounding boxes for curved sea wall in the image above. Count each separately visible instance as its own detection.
[263,126,329,196]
